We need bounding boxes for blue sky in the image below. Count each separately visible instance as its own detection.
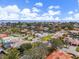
[0,0,79,22]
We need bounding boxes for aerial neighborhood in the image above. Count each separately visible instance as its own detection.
[0,22,79,59]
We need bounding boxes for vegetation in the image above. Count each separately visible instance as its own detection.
[0,22,79,59]
[76,46,79,52]
[24,43,49,59]
[3,48,20,59]
[18,43,32,55]
[41,35,52,41]
[50,38,64,49]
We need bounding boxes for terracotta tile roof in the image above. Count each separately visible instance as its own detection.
[46,50,72,59]
[0,34,8,38]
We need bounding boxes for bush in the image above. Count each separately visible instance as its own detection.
[32,42,42,48]
[41,35,52,41]
[20,43,32,50]
[3,48,20,59]
[50,39,64,49]
[18,43,32,56]
[76,46,79,52]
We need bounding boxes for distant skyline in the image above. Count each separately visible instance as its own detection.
[0,0,79,22]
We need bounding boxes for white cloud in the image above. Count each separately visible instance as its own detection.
[64,17,73,21]
[4,5,20,13]
[48,10,61,15]
[48,5,60,9]
[68,11,74,15]
[74,13,79,18]
[0,5,20,20]
[21,8,38,19]
[34,2,43,7]
[0,5,61,21]
[1,5,79,22]
[62,12,79,22]
[32,7,40,12]
[21,8,31,13]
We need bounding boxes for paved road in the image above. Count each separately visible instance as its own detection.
[61,46,79,56]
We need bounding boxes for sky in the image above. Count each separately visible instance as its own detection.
[0,0,79,22]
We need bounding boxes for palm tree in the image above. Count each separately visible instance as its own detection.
[3,48,20,59]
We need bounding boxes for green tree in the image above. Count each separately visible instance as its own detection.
[50,39,64,49]
[22,43,48,59]
[3,48,20,59]
[19,43,32,51]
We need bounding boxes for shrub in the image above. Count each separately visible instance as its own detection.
[3,48,20,59]
[19,43,32,55]
[50,39,64,49]
[41,35,52,41]
[76,46,79,52]
[20,43,32,50]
